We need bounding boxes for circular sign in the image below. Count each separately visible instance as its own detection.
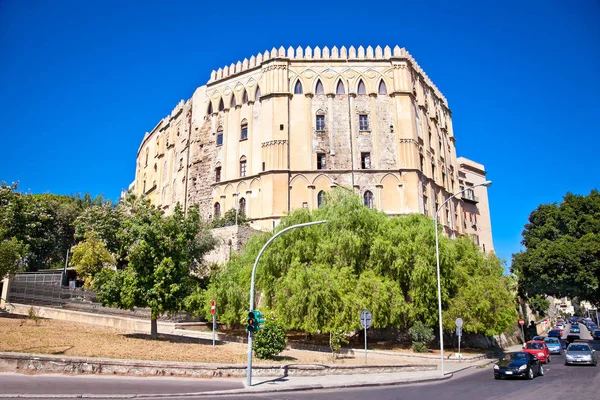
[455,318,463,328]
[211,300,216,315]
[519,319,525,325]
[360,310,372,329]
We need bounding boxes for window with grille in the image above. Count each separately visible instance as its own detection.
[240,159,247,177]
[361,152,371,169]
[316,114,325,131]
[359,114,369,131]
[316,153,326,169]
[241,121,248,140]
[215,166,221,182]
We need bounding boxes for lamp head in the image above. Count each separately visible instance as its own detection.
[482,180,492,187]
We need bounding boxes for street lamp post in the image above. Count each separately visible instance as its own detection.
[434,180,491,377]
[246,220,327,387]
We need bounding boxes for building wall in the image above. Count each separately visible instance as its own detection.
[132,45,493,250]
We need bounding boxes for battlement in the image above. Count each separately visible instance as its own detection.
[208,45,447,106]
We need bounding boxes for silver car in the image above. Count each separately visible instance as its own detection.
[564,343,597,366]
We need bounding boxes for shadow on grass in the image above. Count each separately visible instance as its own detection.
[122,332,225,346]
[267,355,298,362]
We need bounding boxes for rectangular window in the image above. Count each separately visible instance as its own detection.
[361,152,371,169]
[431,163,436,180]
[262,162,265,171]
[215,167,221,182]
[241,124,248,140]
[316,153,326,169]
[359,114,369,131]
[240,160,247,177]
[216,132,223,146]
[316,115,325,131]
[423,195,428,216]
[420,155,424,171]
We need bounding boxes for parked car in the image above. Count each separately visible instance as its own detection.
[564,343,597,366]
[544,337,562,354]
[570,325,581,334]
[593,329,600,340]
[494,352,543,379]
[522,340,551,363]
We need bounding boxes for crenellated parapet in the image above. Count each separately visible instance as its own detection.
[208,45,448,106]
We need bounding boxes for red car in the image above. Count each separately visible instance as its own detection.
[523,340,551,363]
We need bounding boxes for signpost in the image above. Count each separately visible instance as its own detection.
[211,300,216,348]
[360,310,372,363]
[519,319,525,343]
[455,318,463,361]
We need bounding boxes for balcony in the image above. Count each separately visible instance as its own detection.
[461,189,479,204]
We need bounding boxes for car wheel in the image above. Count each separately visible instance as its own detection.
[547,355,551,363]
[494,375,501,380]
[527,367,534,380]
[539,364,544,376]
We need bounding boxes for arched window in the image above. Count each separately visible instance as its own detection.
[242,89,248,104]
[143,174,147,193]
[214,163,221,182]
[294,80,303,94]
[239,155,247,177]
[240,119,248,140]
[336,80,345,94]
[364,191,374,209]
[239,197,246,216]
[207,102,213,115]
[214,202,221,218]
[216,126,224,146]
[230,94,236,108]
[315,79,324,95]
[357,79,366,95]
[378,80,387,95]
[145,148,149,166]
[255,86,261,100]
[218,98,224,112]
[317,190,326,207]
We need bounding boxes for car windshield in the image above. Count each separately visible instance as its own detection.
[544,338,559,344]
[569,345,591,352]
[549,330,560,336]
[505,353,527,361]
[526,343,543,349]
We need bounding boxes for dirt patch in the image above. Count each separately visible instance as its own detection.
[0,315,476,366]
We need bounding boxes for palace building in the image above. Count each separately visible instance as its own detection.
[131,45,494,252]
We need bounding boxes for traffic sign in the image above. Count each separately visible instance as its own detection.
[455,318,463,328]
[456,327,462,336]
[519,319,525,325]
[211,300,216,315]
[360,310,372,329]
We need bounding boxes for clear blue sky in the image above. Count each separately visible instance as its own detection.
[1,0,598,266]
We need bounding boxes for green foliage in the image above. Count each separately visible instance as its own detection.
[202,189,515,337]
[528,295,550,317]
[409,321,434,352]
[0,237,28,277]
[329,329,349,354]
[210,208,250,228]
[69,231,115,287]
[253,317,287,359]
[512,189,600,306]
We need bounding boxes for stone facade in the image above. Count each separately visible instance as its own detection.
[132,45,493,252]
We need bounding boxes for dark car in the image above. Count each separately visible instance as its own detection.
[548,329,562,339]
[566,334,580,345]
[593,330,600,340]
[494,352,543,380]
[570,325,581,334]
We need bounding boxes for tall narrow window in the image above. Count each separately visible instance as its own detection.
[255,87,261,100]
[420,154,425,171]
[294,80,303,94]
[316,114,325,131]
[336,81,345,94]
[317,190,325,207]
[240,120,248,140]
[215,166,221,182]
[242,89,248,104]
[363,191,374,208]
[207,102,213,115]
[214,202,221,218]
[230,94,236,108]
[143,174,146,192]
[239,156,247,177]
[239,198,246,216]
[357,79,366,94]
[316,153,326,169]
[378,80,387,95]
[218,98,224,112]
[315,79,324,95]
[431,163,436,180]
[361,152,371,169]
[216,126,224,146]
[359,114,369,131]
[145,148,149,166]
[414,101,422,138]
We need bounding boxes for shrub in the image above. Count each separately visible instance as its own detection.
[329,329,349,360]
[253,318,287,359]
[409,321,434,353]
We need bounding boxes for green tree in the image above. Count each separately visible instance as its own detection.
[528,295,550,317]
[512,190,600,306]
[69,231,115,287]
[210,208,250,228]
[93,201,216,339]
[253,317,287,359]
[0,237,28,278]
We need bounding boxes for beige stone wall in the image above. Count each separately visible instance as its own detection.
[203,225,261,265]
[132,45,493,247]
